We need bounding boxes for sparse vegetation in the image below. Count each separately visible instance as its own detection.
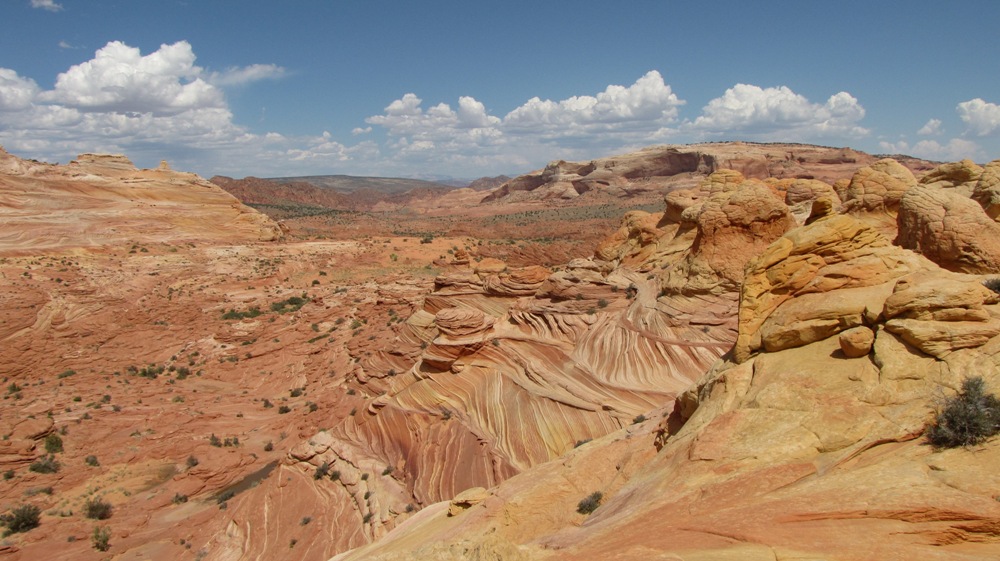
[85,455,100,467]
[84,497,113,520]
[221,306,263,320]
[29,454,60,474]
[92,525,111,551]
[44,433,63,453]
[927,376,1000,448]
[270,295,308,314]
[314,462,330,480]
[1,504,41,535]
[577,491,603,515]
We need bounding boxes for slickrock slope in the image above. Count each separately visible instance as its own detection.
[0,148,285,255]
[332,165,1000,561]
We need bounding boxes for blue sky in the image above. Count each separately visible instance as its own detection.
[2,0,999,179]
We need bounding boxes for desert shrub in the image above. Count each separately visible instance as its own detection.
[264,441,274,452]
[172,493,188,504]
[186,455,199,468]
[92,525,111,551]
[25,486,53,497]
[314,462,330,480]
[270,296,307,314]
[927,376,1000,448]
[29,455,60,474]
[221,307,263,320]
[983,277,1000,295]
[209,434,222,447]
[278,405,291,414]
[576,491,603,515]
[85,455,100,467]
[1,504,41,534]
[44,433,63,454]
[632,414,647,424]
[84,497,113,520]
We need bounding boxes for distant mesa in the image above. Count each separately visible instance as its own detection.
[482,142,936,204]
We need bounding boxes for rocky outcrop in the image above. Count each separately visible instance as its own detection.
[735,214,925,362]
[896,183,1000,273]
[919,158,983,195]
[972,159,1000,220]
[842,157,918,214]
[658,171,795,296]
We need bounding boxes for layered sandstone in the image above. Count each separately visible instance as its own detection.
[334,174,1000,561]
[0,147,285,256]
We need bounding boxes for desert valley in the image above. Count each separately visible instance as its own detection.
[2,141,1000,561]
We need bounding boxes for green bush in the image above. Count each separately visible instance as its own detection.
[1,504,41,534]
[576,491,603,515]
[92,525,111,551]
[83,497,113,520]
[44,433,64,454]
[927,376,1000,448]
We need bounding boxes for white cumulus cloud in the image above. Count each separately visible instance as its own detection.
[690,84,868,139]
[30,0,62,12]
[0,69,40,111]
[38,41,224,115]
[504,70,683,132]
[917,118,942,136]
[879,138,981,161]
[958,98,1000,136]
